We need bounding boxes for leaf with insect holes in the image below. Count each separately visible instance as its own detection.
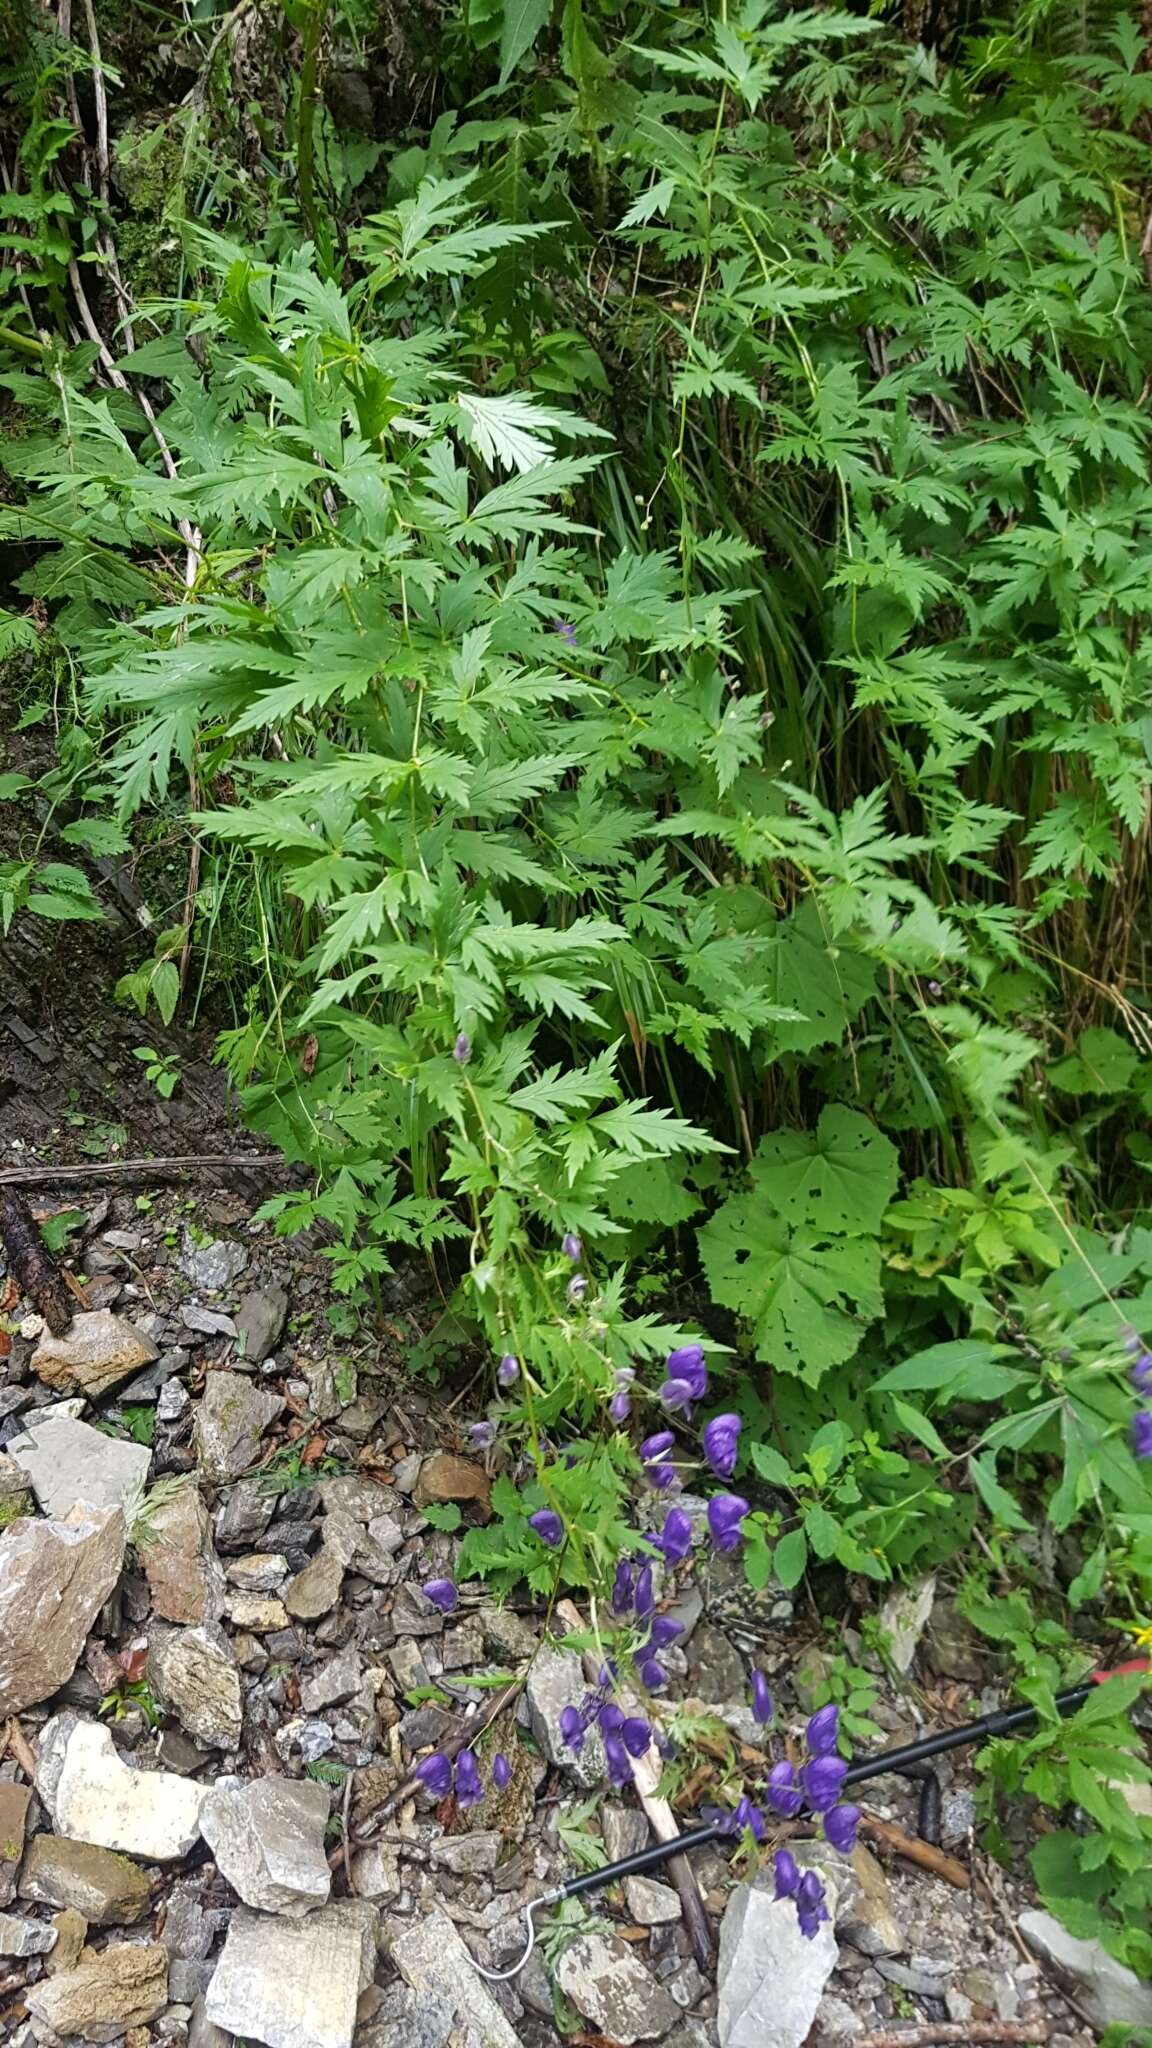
[699,1200,883,1383]
[1048,1027,1140,1098]
[753,1106,899,1236]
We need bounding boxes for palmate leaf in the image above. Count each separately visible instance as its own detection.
[762,902,876,1055]
[756,1105,899,1236]
[699,1202,883,1384]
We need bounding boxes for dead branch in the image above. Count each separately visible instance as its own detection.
[860,1815,971,1890]
[0,1155,286,1187]
[0,1188,74,1334]
[854,2028,1048,2048]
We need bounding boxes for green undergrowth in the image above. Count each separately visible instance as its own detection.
[2,0,1152,1973]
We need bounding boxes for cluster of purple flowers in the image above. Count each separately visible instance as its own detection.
[1127,1331,1152,1459]
[702,1699,859,1937]
[559,1673,658,1789]
[415,1746,512,1805]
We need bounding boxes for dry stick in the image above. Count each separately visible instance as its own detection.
[328,1675,525,1872]
[859,1815,970,1891]
[0,1154,285,1187]
[853,2029,1049,2048]
[556,1597,713,1973]
[5,1718,39,1782]
[0,1189,74,1335]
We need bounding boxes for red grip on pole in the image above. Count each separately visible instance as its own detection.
[1091,1657,1151,1683]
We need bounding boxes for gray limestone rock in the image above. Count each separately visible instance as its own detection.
[198,1778,332,1916]
[31,1310,159,1399]
[624,1875,682,1925]
[7,1413,150,1519]
[195,1371,285,1482]
[206,1900,378,2048]
[525,1644,606,1790]
[430,1832,503,1877]
[180,1233,249,1292]
[300,1649,362,1712]
[554,1931,681,2045]
[717,1874,839,2048]
[18,1834,151,1926]
[140,1485,225,1627]
[1019,1909,1152,2032]
[0,1505,125,1716]
[37,1713,207,1861]
[236,1284,289,1362]
[878,1575,937,1676]
[0,1913,57,1957]
[148,1624,243,1748]
[215,1479,277,1551]
[390,1907,521,2048]
[284,1545,346,1620]
[26,1941,168,2042]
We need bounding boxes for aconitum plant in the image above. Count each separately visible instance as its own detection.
[428,1314,864,1938]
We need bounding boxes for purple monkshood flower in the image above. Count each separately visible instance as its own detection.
[823,1803,861,1856]
[422,1578,458,1615]
[612,1560,635,1614]
[469,1420,496,1451]
[551,618,578,648]
[497,1352,520,1387]
[801,1754,849,1814]
[605,1735,633,1787]
[647,1615,684,1650]
[455,1751,483,1809]
[1132,1410,1152,1459]
[750,1670,773,1724]
[528,1507,564,1547]
[806,1703,840,1757]
[665,1342,707,1400]
[733,1795,765,1841]
[562,1232,582,1262]
[635,1563,655,1622]
[774,1848,800,1899]
[660,1505,694,1565]
[1130,1352,1152,1390]
[707,1492,749,1552]
[766,1759,803,1818]
[492,1753,513,1791]
[609,1390,632,1423]
[567,1274,588,1304]
[559,1705,584,1753]
[659,1377,696,1413]
[703,1413,742,1481]
[599,1702,624,1736]
[640,1431,677,1489]
[414,1753,452,1799]
[452,1032,472,1064]
[797,1869,829,1940]
[638,1656,667,1691]
[621,1717,652,1758]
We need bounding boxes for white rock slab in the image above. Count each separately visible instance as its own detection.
[37,1714,207,1862]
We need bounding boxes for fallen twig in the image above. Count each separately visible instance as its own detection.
[5,1718,39,1782]
[860,1815,970,1890]
[854,2027,1048,2048]
[0,1154,286,1187]
[557,1597,713,1973]
[0,1188,73,1334]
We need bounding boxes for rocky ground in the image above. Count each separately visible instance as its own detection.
[0,1135,1147,2048]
